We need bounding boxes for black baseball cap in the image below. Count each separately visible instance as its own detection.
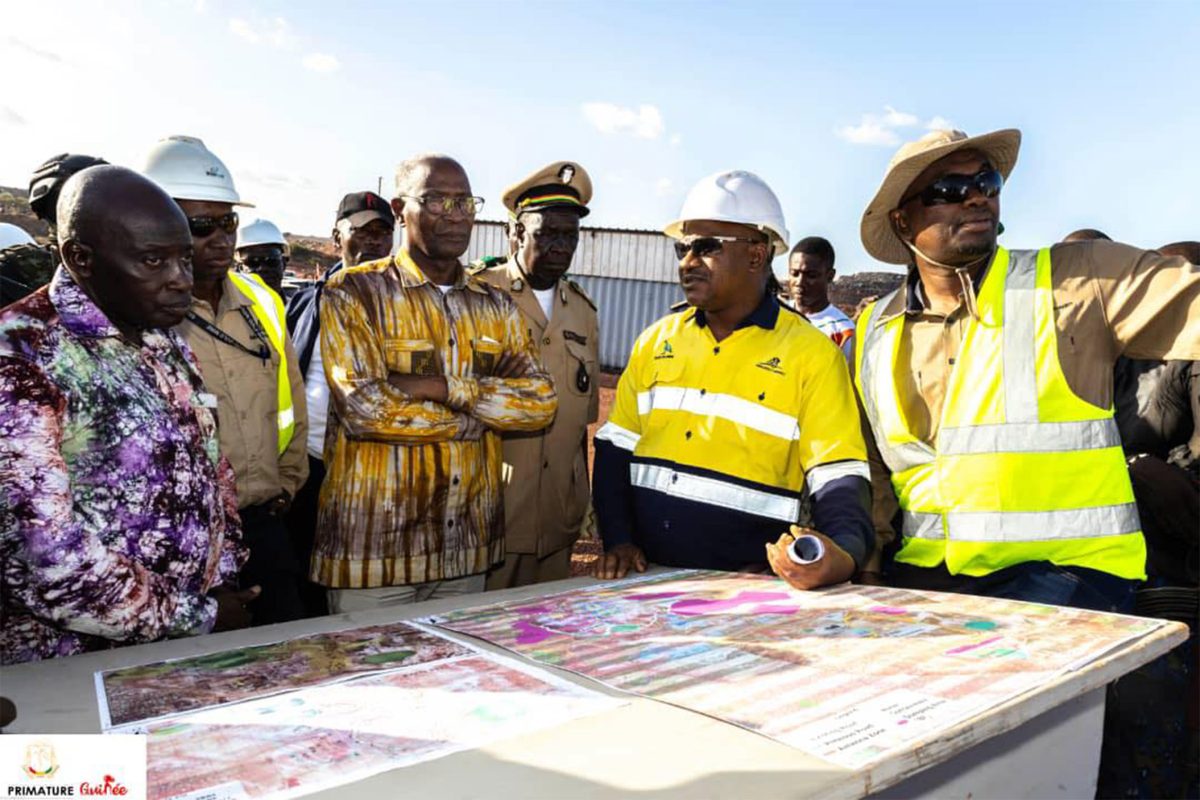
[336,191,395,228]
[28,153,109,221]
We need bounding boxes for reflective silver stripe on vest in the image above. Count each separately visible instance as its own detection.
[938,418,1122,455]
[857,291,935,474]
[1002,250,1039,423]
[902,511,944,540]
[945,503,1141,542]
[630,462,800,522]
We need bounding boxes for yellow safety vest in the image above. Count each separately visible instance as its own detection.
[854,247,1145,580]
[228,272,295,454]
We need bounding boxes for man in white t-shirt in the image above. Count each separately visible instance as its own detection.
[788,236,854,361]
[284,191,395,616]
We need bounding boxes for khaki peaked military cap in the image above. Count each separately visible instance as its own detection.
[501,161,592,219]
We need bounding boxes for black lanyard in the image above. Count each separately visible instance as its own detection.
[186,307,271,363]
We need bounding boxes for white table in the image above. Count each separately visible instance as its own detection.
[1,571,1185,799]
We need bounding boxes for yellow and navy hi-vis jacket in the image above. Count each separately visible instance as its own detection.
[593,292,873,570]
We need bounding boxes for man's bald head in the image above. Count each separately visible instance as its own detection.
[1062,228,1111,243]
[57,165,187,249]
[1158,241,1199,264]
[394,153,465,200]
[56,165,194,342]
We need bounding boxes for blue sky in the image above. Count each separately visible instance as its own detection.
[2,0,1196,274]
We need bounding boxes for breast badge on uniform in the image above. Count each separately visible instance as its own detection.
[576,360,590,392]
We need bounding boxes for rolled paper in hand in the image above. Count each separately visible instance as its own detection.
[787,534,825,565]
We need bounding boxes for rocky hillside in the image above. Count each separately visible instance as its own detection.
[830,271,905,316]
[0,186,49,241]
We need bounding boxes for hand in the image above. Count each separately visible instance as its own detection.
[494,350,530,379]
[592,543,647,580]
[211,585,260,632]
[855,570,886,586]
[388,373,448,403]
[267,490,292,516]
[766,525,856,590]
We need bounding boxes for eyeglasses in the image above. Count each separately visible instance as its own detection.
[400,195,484,216]
[902,168,1003,207]
[673,234,766,260]
[188,213,239,239]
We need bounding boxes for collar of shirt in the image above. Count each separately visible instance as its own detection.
[874,251,993,326]
[395,249,489,295]
[190,273,254,318]
[49,266,122,339]
[691,290,781,331]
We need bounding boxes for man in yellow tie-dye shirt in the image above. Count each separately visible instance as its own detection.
[315,154,558,611]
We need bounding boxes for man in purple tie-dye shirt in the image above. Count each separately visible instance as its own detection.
[0,166,251,665]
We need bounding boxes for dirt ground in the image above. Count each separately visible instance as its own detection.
[569,373,618,576]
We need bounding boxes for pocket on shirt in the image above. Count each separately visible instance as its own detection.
[472,336,504,376]
[384,338,438,375]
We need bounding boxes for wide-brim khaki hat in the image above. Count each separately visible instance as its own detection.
[860,128,1021,264]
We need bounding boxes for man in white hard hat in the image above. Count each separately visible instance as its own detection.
[235,218,289,295]
[472,161,600,589]
[593,170,873,587]
[142,136,309,625]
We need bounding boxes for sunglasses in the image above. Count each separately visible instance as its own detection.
[241,253,287,269]
[188,212,240,239]
[902,168,1003,207]
[673,235,766,260]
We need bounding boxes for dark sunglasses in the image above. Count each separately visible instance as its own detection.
[188,212,239,239]
[241,253,287,269]
[673,234,765,260]
[903,168,1003,207]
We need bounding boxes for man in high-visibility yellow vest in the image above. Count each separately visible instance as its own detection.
[142,136,309,625]
[776,127,1199,614]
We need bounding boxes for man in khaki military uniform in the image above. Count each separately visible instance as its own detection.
[474,161,600,588]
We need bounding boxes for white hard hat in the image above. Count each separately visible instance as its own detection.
[664,170,789,256]
[141,135,253,207]
[0,223,36,250]
[236,218,286,250]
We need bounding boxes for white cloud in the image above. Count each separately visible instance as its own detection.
[581,102,664,139]
[228,16,295,49]
[836,119,900,146]
[882,106,919,127]
[1,106,27,126]
[240,170,317,191]
[669,134,682,147]
[655,177,673,196]
[302,53,340,73]
[836,105,950,147]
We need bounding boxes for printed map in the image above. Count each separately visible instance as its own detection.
[426,570,1164,767]
[98,623,468,728]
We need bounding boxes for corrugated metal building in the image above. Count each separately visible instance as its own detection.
[466,220,683,370]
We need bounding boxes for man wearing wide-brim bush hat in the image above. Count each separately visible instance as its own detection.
[839,125,1199,608]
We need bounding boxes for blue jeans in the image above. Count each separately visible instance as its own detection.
[888,560,1137,613]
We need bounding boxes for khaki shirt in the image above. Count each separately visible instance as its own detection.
[863,241,1200,571]
[474,257,600,557]
[176,273,309,509]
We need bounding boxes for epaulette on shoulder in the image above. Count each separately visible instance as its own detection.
[467,255,507,275]
[566,278,597,311]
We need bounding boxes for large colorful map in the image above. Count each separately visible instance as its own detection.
[425,570,1165,768]
[97,624,621,800]
[98,624,469,728]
